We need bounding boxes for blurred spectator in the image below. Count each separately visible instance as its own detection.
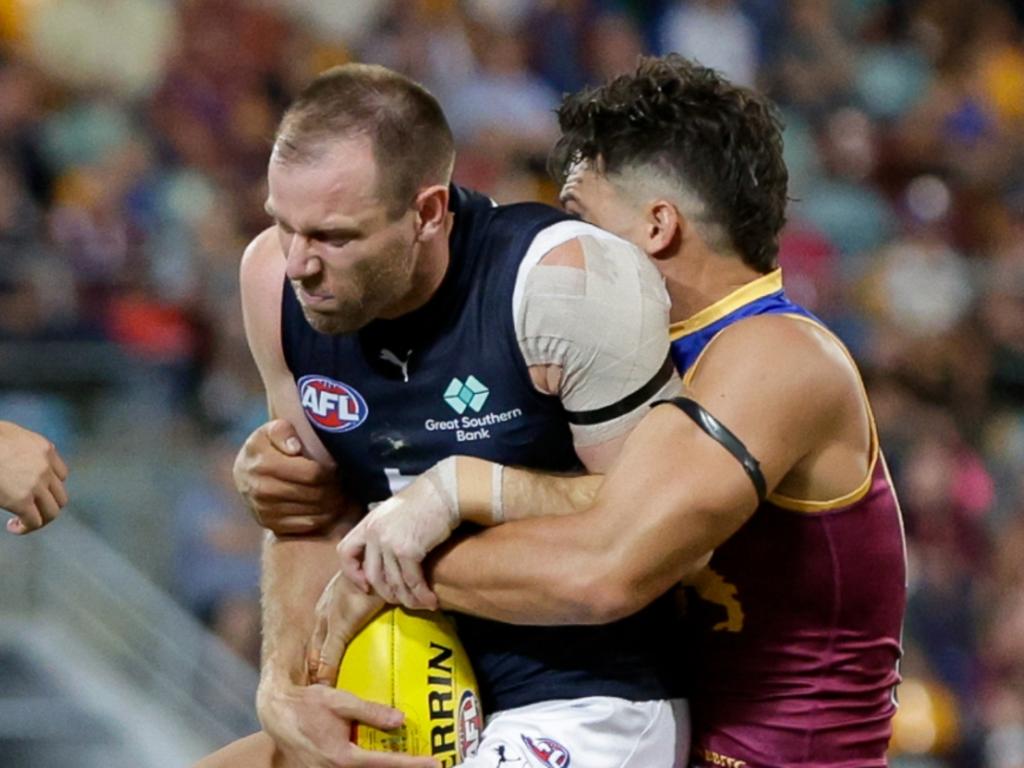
[366,0,476,102]
[658,0,760,86]
[0,155,46,279]
[981,252,1024,409]
[445,21,560,154]
[0,56,53,203]
[171,437,262,665]
[23,0,177,97]
[771,0,857,120]
[529,0,592,93]
[585,11,647,84]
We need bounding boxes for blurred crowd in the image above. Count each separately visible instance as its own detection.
[1,0,1023,765]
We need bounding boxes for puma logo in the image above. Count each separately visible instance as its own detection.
[494,745,523,766]
[379,348,412,382]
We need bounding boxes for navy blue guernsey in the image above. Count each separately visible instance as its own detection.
[282,185,680,713]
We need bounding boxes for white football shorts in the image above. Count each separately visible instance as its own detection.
[460,696,689,768]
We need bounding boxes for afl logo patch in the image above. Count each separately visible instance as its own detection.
[457,690,482,759]
[521,735,571,768]
[298,375,368,433]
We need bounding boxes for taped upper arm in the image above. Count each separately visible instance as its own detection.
[240,228,334,467]
[514,231,678,468]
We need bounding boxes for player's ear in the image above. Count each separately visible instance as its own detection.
[413,184,449,242]
[644,199,683,261]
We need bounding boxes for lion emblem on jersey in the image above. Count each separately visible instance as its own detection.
[691,566,745,633]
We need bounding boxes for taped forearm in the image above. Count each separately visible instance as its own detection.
[260,528,346,684]
[447,456,602,525]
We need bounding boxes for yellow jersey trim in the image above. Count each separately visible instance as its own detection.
[681,339,714,388]
[669,269,783,340]
[765,314,879,513]
[768,457,878,512]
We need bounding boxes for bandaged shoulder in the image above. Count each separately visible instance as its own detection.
[513,221,679,446]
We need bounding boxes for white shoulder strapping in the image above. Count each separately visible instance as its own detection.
[513,221,679,446]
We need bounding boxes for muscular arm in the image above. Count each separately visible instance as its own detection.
[239,230,353,684]
[238,232,437,768]
[261,528,349,682]
[428,315,869,624]
[499,464,603,520]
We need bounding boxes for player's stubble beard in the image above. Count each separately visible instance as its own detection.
[296,231,418,336]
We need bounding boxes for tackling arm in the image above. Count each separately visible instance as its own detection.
[498,462,603,519]
[428,315,861,624]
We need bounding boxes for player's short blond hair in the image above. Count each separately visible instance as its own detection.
[275,63,455,219]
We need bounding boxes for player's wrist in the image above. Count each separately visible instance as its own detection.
[255,679,293,737]
[422,456,504,527]
[259,653,305,690]
[454,456,504,526]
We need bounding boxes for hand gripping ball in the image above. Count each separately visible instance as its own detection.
[338,607,484,765]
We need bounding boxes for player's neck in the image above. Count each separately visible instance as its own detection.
[661,246,763,325]
[378,216,453,319]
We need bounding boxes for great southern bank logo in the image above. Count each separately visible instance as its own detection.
[444,376,489,414]
[427,375,522,442]
[298,375,368,433]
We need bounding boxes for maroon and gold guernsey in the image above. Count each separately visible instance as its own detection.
[670,271,907,768]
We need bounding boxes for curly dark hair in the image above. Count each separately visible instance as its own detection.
[550,55,787,273]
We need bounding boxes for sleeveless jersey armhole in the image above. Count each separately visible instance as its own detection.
[681,313,879,513]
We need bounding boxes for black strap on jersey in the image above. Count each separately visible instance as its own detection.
[653,396,767,503]
[565,353,676,426]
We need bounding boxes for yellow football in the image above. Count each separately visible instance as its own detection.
[337,606,483,765]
